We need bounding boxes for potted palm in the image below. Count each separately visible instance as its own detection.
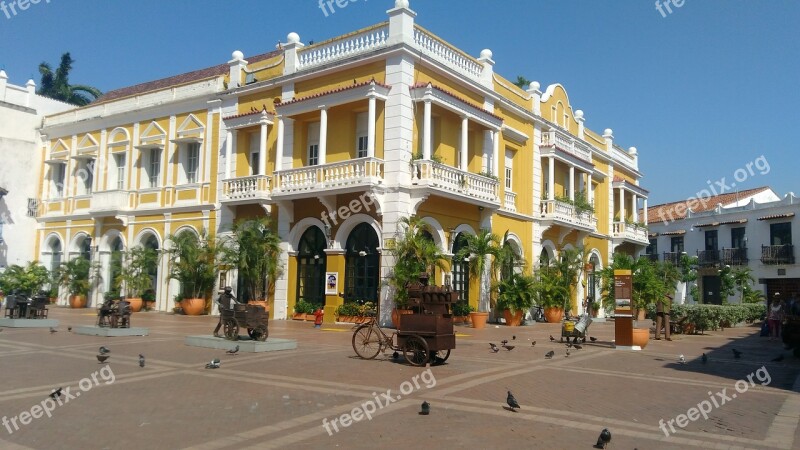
[452,301,475,324]
[495,272,536,326]
[293,299,315,320]
[166,230,218,316]
[57,258,100,308]
[385,217,448,328]
[534,264,570,323]
[116,246,159,312]
[455,229,502,329]
[218,217,282,312]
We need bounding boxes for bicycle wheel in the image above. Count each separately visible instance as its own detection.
[403,335,429,366]
[430,349,450,365]
[352,324,382,359]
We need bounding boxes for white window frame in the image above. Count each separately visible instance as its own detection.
[182,143,200,184]
[51,164,66,199]
[356,112,368,158]
[114,154,126,190]
[504,150,513,191]
[76,158,94,196]
[249,133,260,176]
[147,148,161,188]
[307,122,320,166]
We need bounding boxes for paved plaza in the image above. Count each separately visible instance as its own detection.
[1,309,798,449]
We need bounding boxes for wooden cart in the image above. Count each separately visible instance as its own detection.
[220,303,269,341]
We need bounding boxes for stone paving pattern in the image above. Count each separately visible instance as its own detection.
[0,308,798,449]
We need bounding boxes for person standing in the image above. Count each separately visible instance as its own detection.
[213,287,237,337]
[768,294,785,341]
[655,293,672,341]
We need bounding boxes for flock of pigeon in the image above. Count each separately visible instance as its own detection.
[488,334,597,360]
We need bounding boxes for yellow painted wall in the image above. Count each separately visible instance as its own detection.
[294,61,386,97]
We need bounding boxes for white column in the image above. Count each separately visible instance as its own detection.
[224,129,233,179]
[547,155,554,200]
[632,194,639,222]
[619,188,626,222]
[367,95,376,158]
[459,116,468,170]
[259,121,268,175]
[568,165,575,201]
[275,117,284,172]
[422,100,431,160]
[318,107,328,165]
[643,199,648,225]
[587,173,593,204]
[492,130,499,176]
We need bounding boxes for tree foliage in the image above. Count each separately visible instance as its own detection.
[386,217,448,308]
[218,216,283,302]
[38,52,102,106]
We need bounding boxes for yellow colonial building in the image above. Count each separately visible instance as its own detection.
[34,0,649,323]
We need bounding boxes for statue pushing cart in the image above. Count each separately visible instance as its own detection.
[215,287,269,341]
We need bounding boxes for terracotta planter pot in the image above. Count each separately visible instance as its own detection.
[544,307,564,323]
[49,297,58,304]
[636,309,646,321]
[69,295,87,309]
[181,298,206,316]
[632,328,649,349]
[248,300,270,312]
[292,313,306,320]
[453,316,466,324]
[503,309,524,326]
[391,308,414,329]
[338,315,352,323]
[470,311,489,329]
[127,297,143,312]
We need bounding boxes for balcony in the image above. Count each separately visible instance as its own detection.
[539,199,596,232]
[611,221,649,245]
[411,160,500,207]
[663,252,681,265]
[761,244,795,265]
[644,253,659,262]
[503,191,517,213]
[89,190,131,216]
[272,157,384,198]
[540,128,592,163]
[721,248,748,266]
[697,249,720,267]
[221,175,272,205]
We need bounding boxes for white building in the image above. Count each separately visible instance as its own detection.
[646,186,798,304]
[0,71,74,271]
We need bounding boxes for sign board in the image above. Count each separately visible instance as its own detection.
[614,269,632,315]
[325,272,339,296]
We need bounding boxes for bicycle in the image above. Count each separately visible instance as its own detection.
[528,305,546,323]
[351,310,450,366]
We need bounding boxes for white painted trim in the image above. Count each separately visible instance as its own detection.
[332,213,383,251]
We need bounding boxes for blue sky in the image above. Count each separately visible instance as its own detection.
[1,0,797,205]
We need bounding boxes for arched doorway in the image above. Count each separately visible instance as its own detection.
[421,229,437,284]
[108,236,124,295]
[587,253,601,316]
[141,233,160,298]
[47,238,63,274]
[539,248,551,267]
[77,235,92,261]
[296,226,327,307]
[452,233,470,303]
[344,223,380,303]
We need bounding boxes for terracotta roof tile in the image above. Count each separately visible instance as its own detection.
[757,212,795,221]
[93,50,282,105]
[410,82,503,121]
[646,186,771,225]
[275,79,390,107]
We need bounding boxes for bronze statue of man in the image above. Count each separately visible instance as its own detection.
[655,293,672,341]
[213,287,237,337]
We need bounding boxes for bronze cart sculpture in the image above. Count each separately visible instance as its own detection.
[220,303,269,341]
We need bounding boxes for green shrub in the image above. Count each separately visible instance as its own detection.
[294,300,316,314]
[335,303,360,317]
[452,301,475,316]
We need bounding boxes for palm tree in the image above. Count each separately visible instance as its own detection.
[38,53,102,106]
[731,267,755,302]
[513,75,531,89]
[218,217,283,302]
[455,228,501,312]
[386,217,448,308]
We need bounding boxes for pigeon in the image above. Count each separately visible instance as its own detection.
[590,337,597,342]
[205,358,221,369]
[545,350,555,359]
[49,387,63,400]
[501,340,508,345]
[565,342,573,348]
[594,428,611,449]
[678,354,685,364]
[67,326,72,332]
[489,343,500,353]
[49,327,57,333]
[732,349,742,359]
[506,391,520,411]
[99,346,110,355]
[701,353,707,364]
[226,345,240,355]
[139,354,145,368]
[97,354,110,363]
[573,344,583,350]
[512,335,516,341]
[549,335,556,342]
[771,354,784,362]
[503,345,515,351]
[531,341,536,347]
[565,348,571,357]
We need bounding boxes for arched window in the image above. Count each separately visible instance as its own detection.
[79,235,92,261]
[49,239,62,274]
[539,248,550,267]
[296,227,327,306]
[344,223,380,303]
[141,234,160,296]
[587,253,601,303]
[452,233,470,302]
